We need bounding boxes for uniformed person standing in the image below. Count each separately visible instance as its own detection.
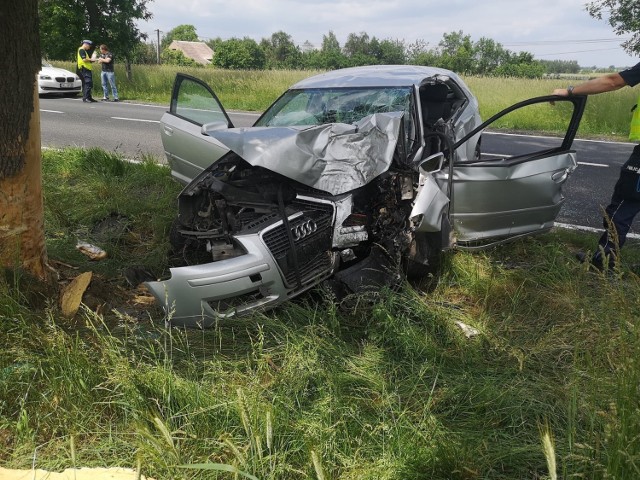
[77,39,97,103]
[553,62,640,270]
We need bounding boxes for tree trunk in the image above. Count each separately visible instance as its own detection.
[0,1,50,281]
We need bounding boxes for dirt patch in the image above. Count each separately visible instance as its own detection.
[47,260,161,326]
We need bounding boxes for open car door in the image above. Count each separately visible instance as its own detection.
[442,95,587,248]
[160,74,234,185]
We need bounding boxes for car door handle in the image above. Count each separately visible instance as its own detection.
[551,169,569,183]
[163,126,174,136]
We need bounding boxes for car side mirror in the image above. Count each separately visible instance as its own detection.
[201,121,228,136]
[418,152,445,174]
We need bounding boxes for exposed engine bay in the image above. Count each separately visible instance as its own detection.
[171,151,423,293]
[145,112,449,326]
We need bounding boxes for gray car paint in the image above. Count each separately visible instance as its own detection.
[147,66,585,327]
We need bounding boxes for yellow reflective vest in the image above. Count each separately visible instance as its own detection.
[77,47,92,71]
[630,96,640,141]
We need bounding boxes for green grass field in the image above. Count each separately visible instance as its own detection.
[1,145,640,479]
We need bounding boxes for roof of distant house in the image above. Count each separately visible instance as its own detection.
[168,41,214,65]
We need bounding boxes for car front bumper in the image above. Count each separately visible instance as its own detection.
[145,231,335,328]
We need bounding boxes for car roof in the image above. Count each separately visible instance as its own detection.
[290,65,463,89]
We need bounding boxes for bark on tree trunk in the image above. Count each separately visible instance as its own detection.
[0,1,50,281]
[0,90,48,280]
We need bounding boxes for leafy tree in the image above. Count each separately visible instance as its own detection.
[1,1,49,280]
[205,37,224,52]
[406,39,436,65]
[438,31,474,74]
[343,32,376,63]
[321,31,341,54]
[160,24,199,50]
[376,39,406,64]
[495,52,545,78]
[473,37,509,75]
[540,59,581,74]
[39,0,152,62]
[213,37,266,70]
[132,41,158,64]
[261,31,301,69]
[587,0,640,54]
[301,31,348,70]
[343,32,406,66]
[160,48,201,67]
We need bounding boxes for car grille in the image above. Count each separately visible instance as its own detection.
[262,201,334,288]
[42,86,80,91]
[55,76,76,82]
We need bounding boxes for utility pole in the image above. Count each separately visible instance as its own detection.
[155,29,161,63]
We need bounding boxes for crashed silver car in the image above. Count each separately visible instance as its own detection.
[146,65,586,327]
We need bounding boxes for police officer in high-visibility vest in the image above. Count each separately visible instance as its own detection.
[77,40,97,103]
[553,62,640,271]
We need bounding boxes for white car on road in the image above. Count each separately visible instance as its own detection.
[38,60,82,97]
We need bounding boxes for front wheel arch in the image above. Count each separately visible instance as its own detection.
[403,231,443,279]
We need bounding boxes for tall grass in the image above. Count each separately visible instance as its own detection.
[53,61,316,110]
[466,76,638,138]
[1,149,640,478]
[51,62,638,141]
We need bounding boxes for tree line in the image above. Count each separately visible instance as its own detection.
[37,0,601,80]
[126,26,581,79]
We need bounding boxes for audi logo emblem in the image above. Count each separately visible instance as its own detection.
[291,219,317,240]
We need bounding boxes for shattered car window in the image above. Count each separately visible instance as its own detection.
[255,87,413,127]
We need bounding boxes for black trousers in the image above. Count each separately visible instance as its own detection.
[592,145,640,268]
[81,67,93,100]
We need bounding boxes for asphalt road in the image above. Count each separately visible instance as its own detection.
[39,96,261,160]
[39,95,638,235]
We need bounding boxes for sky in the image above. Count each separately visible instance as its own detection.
[139,0,639,68]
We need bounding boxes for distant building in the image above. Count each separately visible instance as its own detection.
[168,40,214,65]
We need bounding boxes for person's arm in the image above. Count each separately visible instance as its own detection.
[553,72,627,97]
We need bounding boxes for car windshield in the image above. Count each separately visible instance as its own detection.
[41,60,53,68]
[255,87,413,127]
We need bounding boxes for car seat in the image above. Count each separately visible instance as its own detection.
[421,84,452,127]
[421,84,452,157]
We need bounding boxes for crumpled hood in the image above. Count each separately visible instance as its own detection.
[205,112,403,196]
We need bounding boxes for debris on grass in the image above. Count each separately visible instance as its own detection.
[60,271,93,318]
[455,320,480,338]
[76,242,108,261]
